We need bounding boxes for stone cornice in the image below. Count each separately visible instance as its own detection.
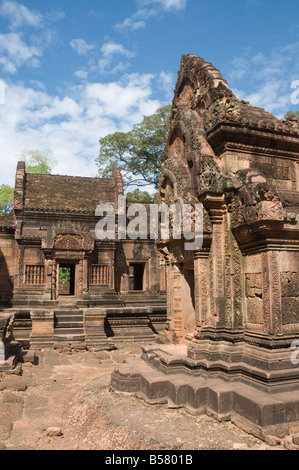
[207,122,299,158]
[232,220,299,254]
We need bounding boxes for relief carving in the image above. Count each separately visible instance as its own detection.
[54,233,83,251]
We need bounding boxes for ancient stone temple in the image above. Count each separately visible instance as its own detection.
[0,164,166,349]
[111,54,299,441]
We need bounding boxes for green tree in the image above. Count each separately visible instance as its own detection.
[285,110,299,119]
[96,105,171,188]
[59,267,71,283]
[125,188,154,201]
[0,150,57,215]
[0,184,14,214]
[21,149,57,174]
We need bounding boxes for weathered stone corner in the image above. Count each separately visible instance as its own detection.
[111,53,299,442]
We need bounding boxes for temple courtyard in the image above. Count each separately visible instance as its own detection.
[1,53,299,452]
[0,342,292,451]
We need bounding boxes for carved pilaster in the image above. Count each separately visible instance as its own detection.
[193,252,210,328]
[51,259,57,300]
[262,251,282,336]
[19,243,25,287]
[171,265,184,342]
[78,259,83,298]
[14,242,20,289]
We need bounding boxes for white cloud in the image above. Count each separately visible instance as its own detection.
[98,41,136,73]
[45,10,65,23]
[227,57,250,81]
[0,32,43,74]
[85,73,159,119]
[70,38,96,56]
[140,0,186,11]
[116,0,186,32]
[100,41,135,59]
[0,2,66,75]
[116,18,146,32]
[158,71,175,99]
[75,70,88,80]
[71,39,136,77]
[0,0,43,30]
[234,81,291,116]
[88,9,104,20]
[0,74,162,186]
[227,42,299,117]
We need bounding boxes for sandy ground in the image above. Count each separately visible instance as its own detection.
[0,343,286,451]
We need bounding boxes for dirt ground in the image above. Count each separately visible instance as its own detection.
[0,343,286,451]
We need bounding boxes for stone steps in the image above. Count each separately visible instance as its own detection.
[53,333,85,343]
[54,327,84,335]
[110,348,299,441]
[54,309,84,341]
[54,310,83,325]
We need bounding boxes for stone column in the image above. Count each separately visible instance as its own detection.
[165,263,185,343]
[110,258,115,290]
[14,242,20,289]
[82,257,89,293]
[160,258,166,292]
[78,259,83,299]
[30,310,54,349]
[19,243,25,287]
[203,195,226,328]
[42,259,52,301]
[83,308,113,350]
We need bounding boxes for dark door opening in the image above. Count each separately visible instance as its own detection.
[129,263,145,291]
[184,268,195,310]
[58,264,76,296]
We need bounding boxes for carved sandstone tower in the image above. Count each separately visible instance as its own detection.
[112,54,299,442]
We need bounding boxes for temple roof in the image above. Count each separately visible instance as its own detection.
[0,212,16,229]
[24,173,115,213]
[175,55,299,139]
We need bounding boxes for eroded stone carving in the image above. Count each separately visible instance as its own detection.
[111,54,299,442]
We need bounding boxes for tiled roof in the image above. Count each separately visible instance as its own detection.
[0,212,16,228]
[24,174,115,213]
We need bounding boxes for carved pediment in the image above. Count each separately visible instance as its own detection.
[54,233,83,251]
[42,220,94,252]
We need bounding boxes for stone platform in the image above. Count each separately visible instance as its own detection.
[111,343,299,442]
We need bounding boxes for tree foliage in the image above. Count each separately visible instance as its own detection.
[0,150,57,214]
[96,105,171,188]
[285,110,299,119]
[21,149,57,174]
[0,184,14,214]
[125,188,154,201]
[59,267,71,283]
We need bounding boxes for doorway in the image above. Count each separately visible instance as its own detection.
[129,263,145,291]
[58,264,76,296]
[184,268,195,310]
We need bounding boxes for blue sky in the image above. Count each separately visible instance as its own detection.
[0,0,299,187]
